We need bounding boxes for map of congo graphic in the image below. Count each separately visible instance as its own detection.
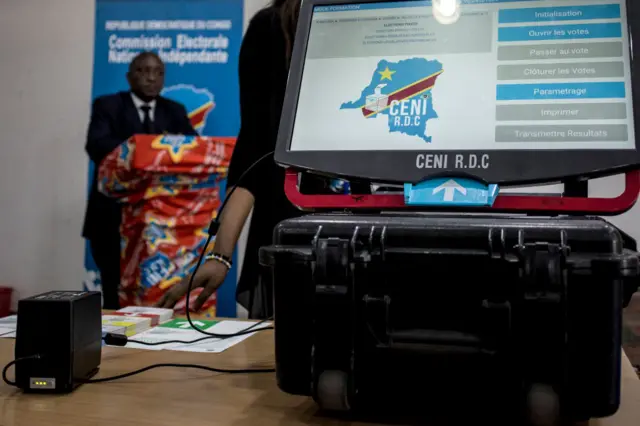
[341,58,444,143]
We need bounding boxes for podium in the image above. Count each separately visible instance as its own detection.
[98,134,235,314]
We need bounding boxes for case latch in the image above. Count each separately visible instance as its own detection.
[516,230,570,299]
[312,237,351,295]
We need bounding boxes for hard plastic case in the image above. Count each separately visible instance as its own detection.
[259,213,640,423]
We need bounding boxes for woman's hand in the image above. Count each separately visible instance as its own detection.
[156,260,229,311]
[156,187,255,311]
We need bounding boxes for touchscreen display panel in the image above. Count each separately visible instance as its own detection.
[289,0,635,152]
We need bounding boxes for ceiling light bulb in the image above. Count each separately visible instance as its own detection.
[436,0,458,17]
[432,0,461,24]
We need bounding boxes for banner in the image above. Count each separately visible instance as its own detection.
[84,0,243,317]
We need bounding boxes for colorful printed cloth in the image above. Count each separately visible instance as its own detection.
[98,134,235,315]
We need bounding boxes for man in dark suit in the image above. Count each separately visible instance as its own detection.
[83,51,197,309]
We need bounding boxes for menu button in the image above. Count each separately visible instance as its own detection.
[541,108,579,118]
[525,68,557,76]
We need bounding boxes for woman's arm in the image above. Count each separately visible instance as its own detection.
[214,9,277,254]
[209,186,254,259]
[160,186,254,311]
[157,11,276,310]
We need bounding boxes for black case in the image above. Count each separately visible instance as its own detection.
[260,214,640,423]
[15,291,102,393]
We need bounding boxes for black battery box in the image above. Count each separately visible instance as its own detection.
[259,213,640,423]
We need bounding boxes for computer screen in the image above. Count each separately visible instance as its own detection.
[276,0,640,184]
[290,0,634,152]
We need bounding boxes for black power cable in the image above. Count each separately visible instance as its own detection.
[81,363,275,383]
[1,152,279,387]
[2,355,273,387]
[89,151,279,383]
[182,151,275,338]
[104,316,272,347]
[4,316,276,387]
[2,355,41,387]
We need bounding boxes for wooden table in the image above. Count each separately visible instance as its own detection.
[0,331,638,426]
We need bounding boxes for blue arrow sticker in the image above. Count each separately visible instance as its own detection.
[404,178,499,207]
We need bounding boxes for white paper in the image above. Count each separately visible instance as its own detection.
[124,320,270,353]
[0,315,17,338]
[0,328,15,338]
[117,306,172,315]
[167,321,269,353]
[124,325,207,350]
[116,306,173,323]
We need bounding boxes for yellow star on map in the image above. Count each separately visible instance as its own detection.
[378,66,395,81]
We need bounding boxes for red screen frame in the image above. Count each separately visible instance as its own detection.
[284,169,640,216]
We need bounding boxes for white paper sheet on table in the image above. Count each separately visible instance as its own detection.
[123,320,270,353]
[122,325,204,351]
[0,315,17,338]
[0,328,15,338]
[0,315,117,339]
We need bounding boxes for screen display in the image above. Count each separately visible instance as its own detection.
[289,0,636,152]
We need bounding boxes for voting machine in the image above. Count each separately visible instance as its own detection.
[260,0,640,424]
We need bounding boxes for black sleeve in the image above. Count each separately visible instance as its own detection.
[226,13,275,197]
[177,104,198,136]
[85,97,125,164]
